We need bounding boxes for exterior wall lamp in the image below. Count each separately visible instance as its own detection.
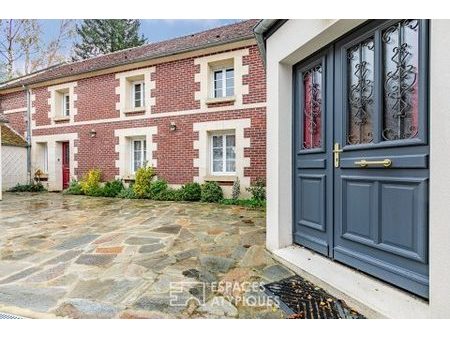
[170,122,177,132]
[90,129,97,138]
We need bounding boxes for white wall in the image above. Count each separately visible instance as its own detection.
[1,145,27,190]
[31,133,78,191]
[265,19,450,318]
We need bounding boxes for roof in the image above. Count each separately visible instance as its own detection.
[0,113,8,124]
[0,20,259,91]
[1,124,27,147]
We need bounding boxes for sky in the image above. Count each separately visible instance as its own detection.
[40,19,240,47]
[1,20,241,78]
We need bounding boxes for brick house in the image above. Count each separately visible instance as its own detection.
[0,20,266,196]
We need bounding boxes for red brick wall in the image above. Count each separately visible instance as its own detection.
[33,87,51,126]
[152,57,200,113]
[2,43,267,187]
[32,107,266,184]
[75,73,120,122]
[4,112,27,137]
[0,90,26,111]
[0,90,27,136]
[243,45,266,104]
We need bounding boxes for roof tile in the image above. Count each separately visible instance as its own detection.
[0,20,259,91]
[1,124,27,147]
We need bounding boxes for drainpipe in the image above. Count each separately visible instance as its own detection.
[23,85,32,184]
[253,19,280,66]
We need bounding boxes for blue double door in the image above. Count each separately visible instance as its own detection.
[293,20,429,298]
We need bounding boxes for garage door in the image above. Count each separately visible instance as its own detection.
[293,19,429,298]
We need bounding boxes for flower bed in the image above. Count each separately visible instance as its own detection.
[63,168,266,209]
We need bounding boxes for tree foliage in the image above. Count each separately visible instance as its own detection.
[0,19,75,81]
[73,20,147,60]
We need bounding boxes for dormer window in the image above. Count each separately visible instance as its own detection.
[213,68,234,98]
[133,81,145,108]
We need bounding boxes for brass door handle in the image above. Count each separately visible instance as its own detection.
[333,143,343,168]
[355,159,392,168]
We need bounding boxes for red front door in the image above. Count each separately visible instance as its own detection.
[62,142,70,189]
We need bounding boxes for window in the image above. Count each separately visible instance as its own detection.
[62,93,70,116]
[131,139,147,173]
[211,133,236,175]
[133,81,145,108]
[43,143,48,173]
[213,68,234,98]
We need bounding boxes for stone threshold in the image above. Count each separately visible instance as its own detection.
[269,245,430,319]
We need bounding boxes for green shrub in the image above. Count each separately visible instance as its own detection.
[133,166,156,198]
[231,177,240,200]
[246,178,266,201]
[117,186,136,199]
[221,198,266,209]
[102,179,124,197]
[80,169,102,196]
[180,182,201,201]
[200,181,223,203]
[63,180,84,195]
[7,182,46,193]
[148,179,169,199]
[156,187,183,201]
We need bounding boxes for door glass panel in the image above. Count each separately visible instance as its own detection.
[382,19,419,141]
[302,65,322,149]
[347,37,375,145]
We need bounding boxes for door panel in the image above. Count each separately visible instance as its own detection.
[334,19,429,298]
[293,48,334,257]
[62,142,70,189]
[293,19,429,298]
[298,174,326,231]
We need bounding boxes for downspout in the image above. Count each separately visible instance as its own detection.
[23,85,32,184]
[253,19,280,66]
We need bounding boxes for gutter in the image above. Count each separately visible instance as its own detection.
[253,19,287,66]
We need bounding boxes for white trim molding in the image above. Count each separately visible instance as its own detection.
[193,118,250,191]
[2,107,27,115]
[115,67,155,118]
[31,102,266,131]
[31,133,78,191]
[47,82,78,125]
[195,49,249,110]
[114,126,157,179]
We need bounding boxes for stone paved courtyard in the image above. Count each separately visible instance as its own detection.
[0,192,294,319]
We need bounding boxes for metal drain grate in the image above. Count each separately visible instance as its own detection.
[0,312,26,319]
[263,275,365,319]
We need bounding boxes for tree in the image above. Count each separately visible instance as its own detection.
[29,20,76,73]
[0,19,26,81]
[0,19,75,82]
[73,20,147,60]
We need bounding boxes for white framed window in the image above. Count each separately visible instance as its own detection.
[43,143,48,173]
[62,93,70,116]
[132,81,145,108]
[131,138,147,174]
[213,68,234,98]
[210,133,236,175]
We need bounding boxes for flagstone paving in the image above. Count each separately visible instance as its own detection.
[0,192,293,319]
